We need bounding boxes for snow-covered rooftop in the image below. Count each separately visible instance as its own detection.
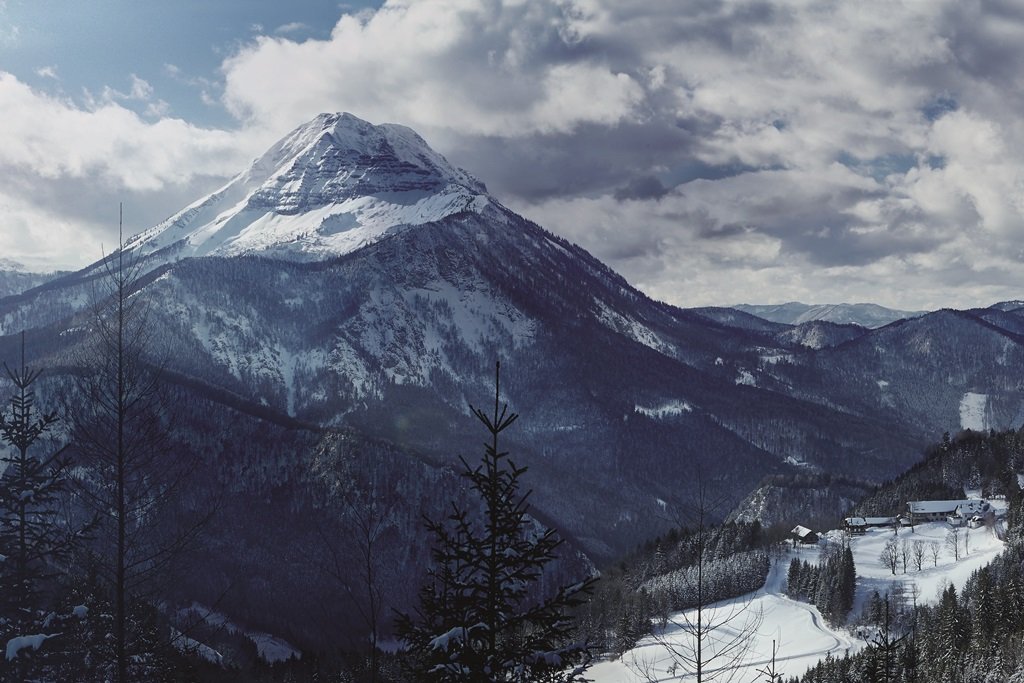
[907,499,985,514]
[863,516,894,525]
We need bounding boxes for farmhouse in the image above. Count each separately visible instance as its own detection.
[906,499,989,524]
[843,516,894,534]
[791,525,819,545]
[843,517,867,534]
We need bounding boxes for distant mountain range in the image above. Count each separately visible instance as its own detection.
[3,113,1023,651]
[0,259,64,299]
[733,301,928,328]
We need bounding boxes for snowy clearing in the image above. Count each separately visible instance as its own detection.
[829,521,1003,617]
[589,558,857,683]
[959,392,989,431]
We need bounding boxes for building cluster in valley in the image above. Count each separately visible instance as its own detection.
[791,497,999,545]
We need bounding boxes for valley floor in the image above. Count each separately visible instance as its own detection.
[588,520,1004,682]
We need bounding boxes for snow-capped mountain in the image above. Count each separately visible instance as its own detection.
[3,112,1024,652]
[124,113,489,263]
[734,301,926,328]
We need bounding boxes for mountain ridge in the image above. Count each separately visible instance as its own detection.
[734,301,927,328]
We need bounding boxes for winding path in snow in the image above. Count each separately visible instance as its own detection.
[588,556,859,682]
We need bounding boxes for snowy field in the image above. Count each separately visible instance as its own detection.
[589,521,1004,682]
[834,520,1004,617]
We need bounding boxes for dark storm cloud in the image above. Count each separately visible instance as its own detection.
[445,118,711,201]
[696,221,747,240]
[614,176,669,201]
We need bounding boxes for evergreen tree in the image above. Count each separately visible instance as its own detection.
[398,362,595,682]
[786,559,801,598]
[969,565,996,653]
[936,584,965,679]
[0,333,79,680]
[836,545,856,622]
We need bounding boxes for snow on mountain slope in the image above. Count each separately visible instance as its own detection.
[735,302,926,328]
[960,392,990,431]
[124,112,490,262]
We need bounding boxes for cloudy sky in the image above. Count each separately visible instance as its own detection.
[1,0,1023,310]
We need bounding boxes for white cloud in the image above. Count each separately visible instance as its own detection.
[274,22,309,35]
[221,0,644,137]
[0,74,250,190]
[0,190,89,270]
[0,72,261,268]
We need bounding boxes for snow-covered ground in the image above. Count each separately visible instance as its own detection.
[589,557,857,683]
[959,392,989,431]
[589,521,1004,682]
[178,603,301,663]
[833,521,1003,617]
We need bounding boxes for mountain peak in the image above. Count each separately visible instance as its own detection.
[256,112,487,200]
[125,113,490,262]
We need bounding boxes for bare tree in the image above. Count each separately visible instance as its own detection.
[629,477,763,683]
[879,538,899,575]
[911,540,925,571]
[318,490,389,683]
[68,208,209,682]
[945,528,961,561]
[928,541,940,567]
[899,539,910,574]
[755,639,784,682]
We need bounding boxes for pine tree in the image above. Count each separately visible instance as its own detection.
[786,559,801,598]
[0,333,79,680]
[398,362,595,682]
[835,545,855,622]
[970,565,996,653]
[937,584,966,679]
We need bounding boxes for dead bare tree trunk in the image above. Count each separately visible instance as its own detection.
[69,205,211,681]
